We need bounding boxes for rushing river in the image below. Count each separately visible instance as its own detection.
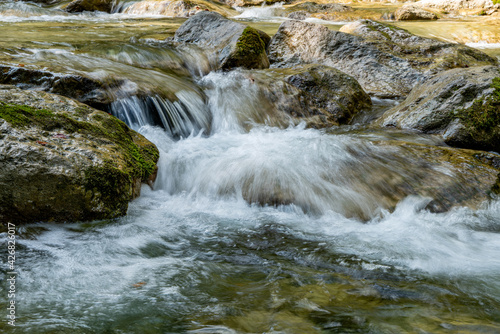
[1,2,500,333]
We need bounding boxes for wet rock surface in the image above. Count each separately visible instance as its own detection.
[377,65,500,153]
[0,85,159,224]
[65,0,114,13]
[174,11,270,70]
[394,5,439,20]
[268,19,497,98]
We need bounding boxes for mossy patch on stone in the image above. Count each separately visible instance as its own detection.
[456,77,500,151]
[0,101,159,222]
[223,27,268,70]
[0,102,158,182]
[0,103,54,128]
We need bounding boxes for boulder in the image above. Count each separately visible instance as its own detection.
[0,85,159,224]
[123,0,237,17]
[394,5,439,20]
[271,64,372,124]
[267,19,497,98]
[413,0,495,11]
[0,64,120,111]
[65,0,114,13]
[376,66,500,152]
[287,10,310,20]
[286,2,353,13]
[174,11,270,71]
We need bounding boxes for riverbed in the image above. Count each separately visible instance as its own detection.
[1,2,500,333]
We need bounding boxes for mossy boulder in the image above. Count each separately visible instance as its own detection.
[65,0,114,12]
[376,66,500,153]
[0,85,159,224]
[269,64,372,124]
[268,19,497,98]
[174,11,270,71]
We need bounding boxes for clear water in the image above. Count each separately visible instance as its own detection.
[1,2,500,333]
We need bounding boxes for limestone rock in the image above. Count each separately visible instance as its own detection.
[174,11,270,70]
[0,85,159,224]
[394,5,439,20]
[273,64,372,124]
[268,19,497,98]
[0,64,120,110]
[413,0,495,11]
[287,10,310,20]
[376,66,500,152]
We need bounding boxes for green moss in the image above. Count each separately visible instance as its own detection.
[0,103,54,127]
[492,175,500,195]
[0,101,159,186]
[224,27,266,69]
[457,78,500,131]
[455,77,500,151]
[84,161,130,217]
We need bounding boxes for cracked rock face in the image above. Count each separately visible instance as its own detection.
[0,85,159,224]
[376,66,500,152]
[268,19,497,98]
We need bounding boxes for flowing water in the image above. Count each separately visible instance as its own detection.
[1,2,500,333]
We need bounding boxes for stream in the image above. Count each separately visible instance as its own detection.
[1,2,500,333]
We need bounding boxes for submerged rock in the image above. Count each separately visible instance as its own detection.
[267,19,496,98]
[123,0,237,17]
[0,85,159,224]
[376,66,500,153]
[65,0,114,13]
[394,5,439,20]
[174,11,270,71]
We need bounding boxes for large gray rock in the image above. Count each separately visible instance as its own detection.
[174,11,270,71]
[0,85,159,224]
[394,5,438,20]
[376,66,500,152]
[286,2,353,13]
[413,0,495,11]
[273,64,372,124]
[267,19,497,98]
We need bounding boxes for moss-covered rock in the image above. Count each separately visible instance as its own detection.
[0,85,159,224]
[222,27,269,70]
[376,66,500,153]
[174,11,270,71]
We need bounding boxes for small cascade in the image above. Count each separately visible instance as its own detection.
[110,91,211,138]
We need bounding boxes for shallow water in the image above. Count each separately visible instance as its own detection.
[1,2,500,333]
